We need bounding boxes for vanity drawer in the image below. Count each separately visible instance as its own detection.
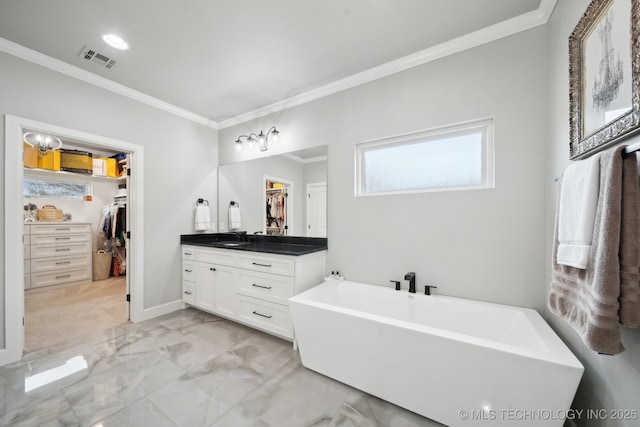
[237,295,292,339]
[182,281,195,304]
[30,242,91,259]
[31,254,90,273]
[196,247,236,266]
[237,270,294,304]
[237,253,294,277]
[182,261,195,282]
[30,233,90,245]
[30,267,91,288]
[31,223,90,235]
[182,246,196,260]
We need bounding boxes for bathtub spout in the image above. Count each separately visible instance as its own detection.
[404,272,416,293]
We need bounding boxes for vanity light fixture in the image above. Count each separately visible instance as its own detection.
[235,126,279,152]
[101,33,130,51]
[23,132,63,154]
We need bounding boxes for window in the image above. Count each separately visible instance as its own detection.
[24,178,91,200]
[355,118,494,196]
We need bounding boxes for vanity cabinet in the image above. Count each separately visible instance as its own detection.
[25,222,92,289]
[181,244,325,340]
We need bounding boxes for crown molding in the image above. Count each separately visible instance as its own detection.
[0,37,218,130]
[218,0,557,129]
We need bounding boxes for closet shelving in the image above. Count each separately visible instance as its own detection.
[24,167,126,183]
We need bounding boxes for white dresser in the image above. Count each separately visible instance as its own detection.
[181,245,325,340]
[25,222,92,289]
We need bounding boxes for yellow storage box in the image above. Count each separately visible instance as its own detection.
[105,158,118,178]
[60,149,93,174]
[24,143,38,168]
[37,150,61,171]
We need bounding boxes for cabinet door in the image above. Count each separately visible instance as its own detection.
[195,262,215,312]
[213,265,238,319]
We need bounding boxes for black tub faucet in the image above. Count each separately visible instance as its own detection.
[404,272,416,293]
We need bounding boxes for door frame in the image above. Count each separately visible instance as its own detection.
[306,182,327,237]
[2,114,145,366]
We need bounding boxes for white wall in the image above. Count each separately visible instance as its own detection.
[0,51,218,347]
[220,27,549,310]
[547,2,640,425]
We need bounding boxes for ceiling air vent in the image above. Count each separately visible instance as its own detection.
[78,46,117,69]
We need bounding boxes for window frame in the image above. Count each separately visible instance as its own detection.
[23,172,93,200]
[355,118,494,197]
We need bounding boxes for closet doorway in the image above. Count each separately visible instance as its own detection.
[264,175,293,236]
[2,115,144,366]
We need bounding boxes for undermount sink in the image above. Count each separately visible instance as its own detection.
[220,241,252,247]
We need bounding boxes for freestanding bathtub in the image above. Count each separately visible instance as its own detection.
[289,280,583,427]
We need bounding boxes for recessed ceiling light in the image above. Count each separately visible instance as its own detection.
[101,33,130,50]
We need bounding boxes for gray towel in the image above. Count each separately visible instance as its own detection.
[549,146,640,355]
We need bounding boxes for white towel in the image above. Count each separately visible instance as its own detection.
[557,155,600,268]
[229,206,242,230]
[194,205,211,231]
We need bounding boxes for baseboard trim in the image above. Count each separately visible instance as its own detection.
[138,299,184,322]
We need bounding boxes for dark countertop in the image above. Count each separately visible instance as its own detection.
[180,233,327,256]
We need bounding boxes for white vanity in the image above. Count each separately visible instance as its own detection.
[181,241,326,340]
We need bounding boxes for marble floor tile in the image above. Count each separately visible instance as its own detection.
[147,348,266,426]
[1,307,441,427]
[328,390,445,427]
[239,357,351,427]
[61,352,185,426]
[91,397,176,427]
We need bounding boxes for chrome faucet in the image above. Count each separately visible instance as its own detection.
[404,272,416,293]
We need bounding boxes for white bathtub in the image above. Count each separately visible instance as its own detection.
[289,280,583,427]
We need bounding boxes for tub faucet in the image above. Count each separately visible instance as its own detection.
[404,272,416,293]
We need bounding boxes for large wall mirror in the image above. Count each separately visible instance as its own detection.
[218,146,327,237]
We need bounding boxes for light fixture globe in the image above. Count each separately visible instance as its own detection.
[102,33,130,50]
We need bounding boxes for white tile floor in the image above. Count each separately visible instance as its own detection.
[2,280,443,426]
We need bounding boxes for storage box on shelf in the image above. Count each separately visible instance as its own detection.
[24,223,92,289]
[181,245,325,340]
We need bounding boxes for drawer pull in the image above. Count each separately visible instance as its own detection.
[55,261,71,265]
[184,291,192,295]
[55,248,71,252]
[55,228,71,231]
[252,262,272,268]
[55,237,71,240]
[252,310,272,319]
[184,269,192,273]
[252,283,272,290]
[56,274,71,279]
[184,252,193,256]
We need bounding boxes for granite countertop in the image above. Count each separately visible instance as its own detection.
[180,233,327,256]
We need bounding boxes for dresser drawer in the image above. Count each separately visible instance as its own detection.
[237,270,294,304]
[237,253,294,276]
[30,233,90,245]
[24,244,30,260]
[182,246,196,260]
[31,254,90,273]
[182,281,195,304]
[30,267,91,288]
[30,242,91,259]
[31,223,91,235]
[182,261,195,282]
[196,247,236,266]
[237,295,292,339]
[24,259,31,274]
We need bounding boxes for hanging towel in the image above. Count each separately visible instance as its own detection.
[195,205,211,231]
[549,145,640,355]
[557,154,600,268]
[229,205,242,230]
